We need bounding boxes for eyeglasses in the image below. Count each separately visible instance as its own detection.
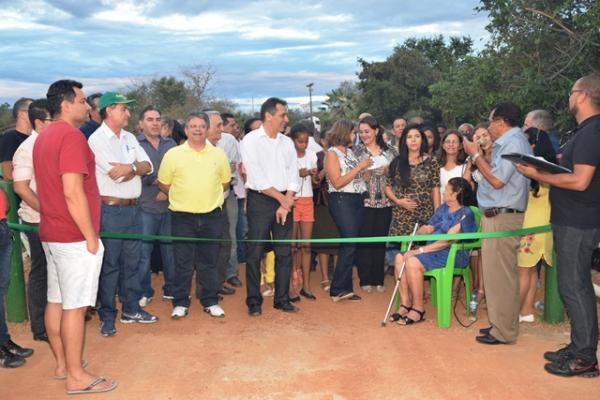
[569,89,584,97]
[443,140,460,145]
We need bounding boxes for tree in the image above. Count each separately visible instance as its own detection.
[181,64,216,108]
[323,81,361,121]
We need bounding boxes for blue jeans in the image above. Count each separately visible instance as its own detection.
[553,225,600,363]
[236,197,248,263]
[0,221,12,344]
[171,209,223,308]
[328,193,365,296]
[138,211,175,298]
[98,204,143,322]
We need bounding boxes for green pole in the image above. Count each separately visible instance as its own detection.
[0,180,28,323]
[543,250,564,324]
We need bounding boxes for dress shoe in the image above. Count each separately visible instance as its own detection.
[274,302,299,313]
[479,326,492,335]
[545,357,599,378]
[299,289,316,300]
[248,304,262,317]
[218,285,236,295]
[289,296,301,303]
[33,332,49,342]
[3,340,33,358]
[227,276,242,288]
[544,345,574,363]
[475,333,508,345]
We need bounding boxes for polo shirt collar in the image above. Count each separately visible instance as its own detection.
[256,125,282,140]
[183,139,214,153]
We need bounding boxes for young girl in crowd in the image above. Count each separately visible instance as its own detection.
[439,130,472,200]
[423,124,441,156]
[517,127,557,322]
[290,123,318,300]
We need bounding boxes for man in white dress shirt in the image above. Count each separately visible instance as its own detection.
[88,93,157,337]
[240,97,301,316]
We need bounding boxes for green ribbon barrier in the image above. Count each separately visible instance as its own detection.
[8,222,552,244]
[6,220,565,324]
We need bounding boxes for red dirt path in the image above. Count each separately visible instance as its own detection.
[2,269,598,400]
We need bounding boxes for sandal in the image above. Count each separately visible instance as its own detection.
[320,280,330,292]
[397,308,426,325]
[300,288,317,300]
[390,304,412,322]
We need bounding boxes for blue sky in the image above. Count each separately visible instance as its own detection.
[0,0,489,111]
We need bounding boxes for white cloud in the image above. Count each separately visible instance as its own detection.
[228,41,356,57]
[313,14,354,23]
[251,70,355,82]
[0,10,63,31]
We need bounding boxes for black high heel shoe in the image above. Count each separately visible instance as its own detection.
[300,288,317,300]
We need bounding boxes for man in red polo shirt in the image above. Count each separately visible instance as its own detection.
[33,80,117,395]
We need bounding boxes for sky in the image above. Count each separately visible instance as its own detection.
[0,0,490,111]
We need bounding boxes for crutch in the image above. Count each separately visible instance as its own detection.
[381,223,419,326]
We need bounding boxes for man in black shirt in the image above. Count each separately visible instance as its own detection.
[79,93,102,139]
[0,97,33,180]
[516,74,600,378]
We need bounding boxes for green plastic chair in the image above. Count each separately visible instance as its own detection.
[424,206,482,328]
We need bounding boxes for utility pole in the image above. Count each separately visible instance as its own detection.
[306,82,314,121]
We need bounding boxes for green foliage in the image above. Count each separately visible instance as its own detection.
[0,103,13,131]
[323,81,361,121]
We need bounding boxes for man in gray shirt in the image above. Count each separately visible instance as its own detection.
[464,102,532,345]
[136,106,176,307]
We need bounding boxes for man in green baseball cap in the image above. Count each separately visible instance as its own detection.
[97,92,135,111]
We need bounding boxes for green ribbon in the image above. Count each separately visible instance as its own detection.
[8,222,552,244]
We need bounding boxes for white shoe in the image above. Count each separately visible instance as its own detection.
[376,285,385,293]
[171,306,189,319]
[519,314,535,323]
[139,296,152,308]
[204,304,225,318]
[361,285,373,293]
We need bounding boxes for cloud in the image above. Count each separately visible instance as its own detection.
[228,42,356,57]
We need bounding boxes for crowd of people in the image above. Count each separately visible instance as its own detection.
[0,73,599,394]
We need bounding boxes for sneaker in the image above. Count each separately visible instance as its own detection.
[139,296,153,308]
[120,310,159,324]
[3,340,33,358]
[171,306,189,319]
[376,285,385,293]
[203,304,225,318]
[100,320,117,337]
[545,356,600,378]
[331,292,355,302]
[544,344,574,363]
[519,314,535,323]
[162,294,174,301]
[360,285,373,293]
[0,346,25,368]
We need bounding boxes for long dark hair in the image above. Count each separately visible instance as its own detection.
[423,123,441,154]
[439,130,468,166]
[389,123,428,187]
[358,116,389,151]
[448,177,476,206]
[525,127,557,197]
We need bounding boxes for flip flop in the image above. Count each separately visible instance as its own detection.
[66,377,118,395]
[53,360,89,380]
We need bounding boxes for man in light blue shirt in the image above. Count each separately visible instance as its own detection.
[464,102,531,345]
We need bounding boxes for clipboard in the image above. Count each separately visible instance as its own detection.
[501,153,572,174]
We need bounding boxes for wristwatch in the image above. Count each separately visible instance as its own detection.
[131,163,138,175]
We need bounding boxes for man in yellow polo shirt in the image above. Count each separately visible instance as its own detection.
[158,112,231,319]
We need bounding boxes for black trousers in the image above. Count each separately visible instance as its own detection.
[355,207,392,286]
[245,190,292,307]
[24,228,47,337]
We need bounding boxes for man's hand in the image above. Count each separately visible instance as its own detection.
[108,162,134,181]
[86,236,100,255]
[462,137,479,157]
[155,191,168,201]
[275,206,289,225]
[514,163,540,179]
[280,193,295,211]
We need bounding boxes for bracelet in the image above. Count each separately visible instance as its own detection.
[419,247,424,254]
[471,153,481,164]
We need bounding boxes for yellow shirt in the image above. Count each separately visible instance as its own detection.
[158,141,231,213]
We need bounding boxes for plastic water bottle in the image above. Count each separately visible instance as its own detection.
[535,300,545,312]
[469,292,478,320]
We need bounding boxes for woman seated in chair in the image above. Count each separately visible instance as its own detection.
[395,177,477,325]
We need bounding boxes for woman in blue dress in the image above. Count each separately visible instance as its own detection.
[395,177,477,325]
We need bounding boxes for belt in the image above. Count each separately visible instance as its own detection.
[483,207,523,218]
[101,196,138,206]
[248,189,287,196]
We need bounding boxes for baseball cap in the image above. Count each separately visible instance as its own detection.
[98,92,136,110]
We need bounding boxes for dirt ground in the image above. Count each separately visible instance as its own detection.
[2,268,599,400]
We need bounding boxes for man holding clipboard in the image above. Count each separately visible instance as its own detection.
[515,74,600,378]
